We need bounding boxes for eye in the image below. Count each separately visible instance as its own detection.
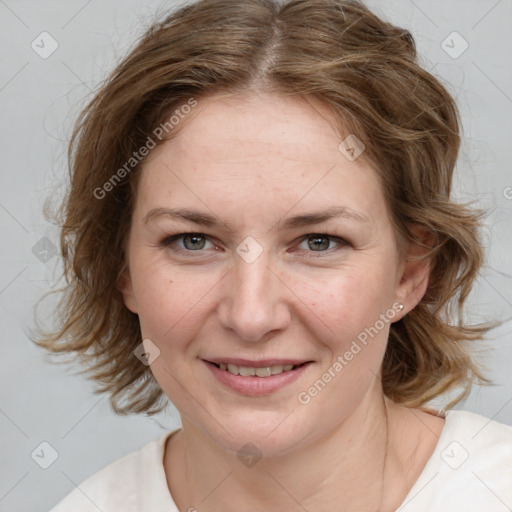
[160,233,216,252]
[297,234,347,253]
[181,234,209,250]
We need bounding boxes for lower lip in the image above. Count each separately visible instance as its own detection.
[204,361,312,396]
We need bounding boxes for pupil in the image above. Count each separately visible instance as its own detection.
[308,236,329,251]
[184,235,205,250]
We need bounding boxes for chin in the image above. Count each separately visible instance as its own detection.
[194,409,318,460]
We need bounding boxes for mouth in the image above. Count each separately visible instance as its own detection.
[202,357,313,395]
[208,361,309,378]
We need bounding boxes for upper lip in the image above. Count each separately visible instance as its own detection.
[204,357,311,367]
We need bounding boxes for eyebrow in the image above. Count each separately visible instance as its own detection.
[143,207,219,227]
[143,206,369,229]
[281,207,369,227]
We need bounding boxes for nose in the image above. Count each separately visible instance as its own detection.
[217,253,292,342]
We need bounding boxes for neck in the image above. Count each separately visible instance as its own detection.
[163,385,440,511]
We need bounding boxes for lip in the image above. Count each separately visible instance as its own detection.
[204,357,309,367]
[203,359,313,396]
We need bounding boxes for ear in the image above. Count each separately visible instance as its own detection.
[394,224,433,318]
[118,266,139,314]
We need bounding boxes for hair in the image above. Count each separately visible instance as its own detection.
[34,0,491,414]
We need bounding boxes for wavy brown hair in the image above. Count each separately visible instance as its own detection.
[34,0,490,414]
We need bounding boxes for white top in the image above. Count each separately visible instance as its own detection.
[49,410,512,512]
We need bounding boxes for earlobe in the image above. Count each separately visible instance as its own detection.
[395,225,433,317]
[118,267,139,314]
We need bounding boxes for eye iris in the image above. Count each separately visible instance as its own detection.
[184,235,206,250]
[308,236,329,251]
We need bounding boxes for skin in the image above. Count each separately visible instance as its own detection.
[120,92,445,511]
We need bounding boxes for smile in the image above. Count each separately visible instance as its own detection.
[212,362,306,377]
[203,359,313,395]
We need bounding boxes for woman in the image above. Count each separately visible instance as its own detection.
[38,0,512,510]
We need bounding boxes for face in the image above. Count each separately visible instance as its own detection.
[121,92,424,457]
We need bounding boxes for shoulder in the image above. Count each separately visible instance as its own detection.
[49,429,180,512]
[443,409,512,447]
[438,409,512,473]
[398,410,512,512]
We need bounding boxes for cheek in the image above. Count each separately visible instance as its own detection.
[292,267,395,339]
[289,269,396,398]
[130,256,220,348]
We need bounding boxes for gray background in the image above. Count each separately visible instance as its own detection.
[0,0,511,510]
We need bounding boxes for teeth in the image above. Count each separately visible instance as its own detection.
[227,363,239,375]
[239,366,256,377]
[256,367,271,377]
[217,363,299,377]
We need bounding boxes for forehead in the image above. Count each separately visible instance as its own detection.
[158,93,354,171]
[137,93,388,224]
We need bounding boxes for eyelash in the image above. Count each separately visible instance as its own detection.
[158,232,349,257]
